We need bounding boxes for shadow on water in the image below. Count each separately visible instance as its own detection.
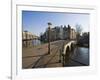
[64,45,89,67]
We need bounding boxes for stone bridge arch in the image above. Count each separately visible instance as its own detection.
[63,40,76,55]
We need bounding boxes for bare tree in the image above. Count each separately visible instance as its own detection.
[75,24,82,42]
[75,24,82,34]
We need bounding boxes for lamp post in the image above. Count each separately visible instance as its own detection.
[48,22,52,54]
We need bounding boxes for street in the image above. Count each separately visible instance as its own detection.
[22,40,66,68]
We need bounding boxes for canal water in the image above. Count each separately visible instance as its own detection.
[32,40,41,46]
[65,46,89,66]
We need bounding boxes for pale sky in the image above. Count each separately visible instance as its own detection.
[22,11,90,36]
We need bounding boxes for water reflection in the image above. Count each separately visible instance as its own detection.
[64,46,89,66]
[32,40,41,46]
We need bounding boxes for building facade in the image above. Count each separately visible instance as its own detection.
[40,24,76,42]
[22,31,39,47]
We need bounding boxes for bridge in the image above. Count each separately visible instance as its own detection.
[60,40,77,66]
[63,40,76,55]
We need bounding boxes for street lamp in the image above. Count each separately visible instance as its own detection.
[48,22,52,54]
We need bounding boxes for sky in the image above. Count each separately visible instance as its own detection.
[22,11,90,36]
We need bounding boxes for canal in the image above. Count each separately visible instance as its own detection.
[64,46,89,66]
